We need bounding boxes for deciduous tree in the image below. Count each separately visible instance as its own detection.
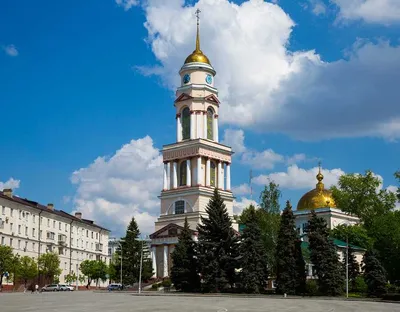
[0,245,14,289]
[170,217,200,292]
[197,188,239,292]
[18,256,37,289]
[331,224,373,250]
[239,206,268,293]
[38,253,62,283]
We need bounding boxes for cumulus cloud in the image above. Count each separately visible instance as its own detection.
[2,44,18,57]
[332,0,400,24]
[233,196,258,215]
[128,0,400,141]
[307,0,327,15]
[0,178,20,191]
[232,183,252,196]
[115,0,139,11]
[222,129,246,154]
[253,164,345,190]
[71,136,162,236]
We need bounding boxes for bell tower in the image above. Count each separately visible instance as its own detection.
[150,9,236,279]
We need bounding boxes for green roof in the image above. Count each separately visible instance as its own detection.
[301,238,364,251]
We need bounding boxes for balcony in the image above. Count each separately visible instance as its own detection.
[95,243,103,252]
[46,232,55,241]
[58,234,67,245]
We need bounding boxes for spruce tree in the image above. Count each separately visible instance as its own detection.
[116,217,153,285]
[307,210,344,296]
[343,247,360,292]
[238,206,269,293]
[197,188,239,292]
[171,217,200,292]
[362,249,387,297]
[276,201,305,295]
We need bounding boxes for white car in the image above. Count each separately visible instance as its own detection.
[59,284,75,291]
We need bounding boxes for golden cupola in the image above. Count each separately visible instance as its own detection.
[297,164,336,211]
[184,9,211,65]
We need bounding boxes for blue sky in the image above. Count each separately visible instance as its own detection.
[1,0,400,235]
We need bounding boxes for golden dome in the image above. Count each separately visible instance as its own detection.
[297,164,336,211]
[184,10,211,66]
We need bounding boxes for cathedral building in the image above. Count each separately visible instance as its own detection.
[149,14,237,279]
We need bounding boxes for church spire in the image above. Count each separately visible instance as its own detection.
[195,8,201,52]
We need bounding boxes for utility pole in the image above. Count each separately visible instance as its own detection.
[138,237,144,294]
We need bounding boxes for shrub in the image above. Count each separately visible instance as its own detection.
[162,279,172,288]
[306,280,318,296]
[151,283,159,290]
[386,283,400,294]
[354,276,368,294]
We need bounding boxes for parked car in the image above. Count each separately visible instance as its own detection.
[41,284,60,292]
[107,283,122,291]
[59,284,74,291]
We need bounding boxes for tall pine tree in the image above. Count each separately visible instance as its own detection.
[307,210,344,296]
[170,217,200,292]
[197,188,239,292]
[363,249,387,297]
[116,217,153,285]
[343,246,360,292]
[276,201,305,295]
[238,206,269,293]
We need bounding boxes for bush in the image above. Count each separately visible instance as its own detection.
[151,283,159,290]
[386,283,400,294]
[306,280,318,296]
[162,279,172,288]
[354,276,368,294]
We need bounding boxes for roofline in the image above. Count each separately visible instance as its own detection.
[0,191,110,232]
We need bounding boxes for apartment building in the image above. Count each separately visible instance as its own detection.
[0,188,110,286]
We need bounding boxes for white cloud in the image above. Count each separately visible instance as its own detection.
[233,197,258,215]
[115,0,139,11]
[241,148,285,169]
[308,0,327,15]
[0,178,20,191]
[2,44,18,57]
[232,183,252,196]
[132,0,400,141]
[387,185,400,210]
[332,0,400,24]
[222,129,246,154]
[71,136,162,236]
[253,164,345,190]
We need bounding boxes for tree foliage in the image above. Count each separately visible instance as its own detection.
[331,224,373,250]
[114,217,153,285]
[64,272,77,284]
[363,249,387,297]
[80,260,108,288]
[331,170,396,228]
[0,245,14,287]
[395,171,400,201]
[259,181,281,214]
[343,247,360,292]
[18,256,37,288]
[307,211,344,296]
[276,201,305,295]
[38,253,62,281]
[238,206,269,293]
[197,188,239,292]
[170,217,200,292]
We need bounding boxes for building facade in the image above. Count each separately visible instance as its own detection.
[150,15,237,279]
[0,188,110,286]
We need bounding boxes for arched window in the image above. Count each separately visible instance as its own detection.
[181,107,190,140]
[175,200,185,214]
[210,161,216,187]
[207,107,214,140]
[179,161,187,186]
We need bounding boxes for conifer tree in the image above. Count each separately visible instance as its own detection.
[343,246,360,292]
[171,217,200,292]
[362,249,387,297]
[238,206,268,293]
[307,210,344,296]
[197,188,239,292]
[276,201,305,295]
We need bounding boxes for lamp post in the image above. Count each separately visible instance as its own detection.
[346,232,349,299]
[114,240,123,286]
[138,237,144,294]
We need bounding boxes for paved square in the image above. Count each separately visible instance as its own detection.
[0,291,398,312]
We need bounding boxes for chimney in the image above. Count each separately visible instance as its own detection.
[75,212,82,219]
[47,203,54,211]
[3,189,12,198]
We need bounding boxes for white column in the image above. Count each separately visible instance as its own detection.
[213,115,219,142]
[151,246,157,278]
[226,163,231,191]
[163,245,169,277]
[163,163,168,190]
[186,159,191,186]
[217,161,222,189]
[206,158,211,186]
[221,162,225,190]
[203,112,207,139]
[196,112,201,139]
[173,162,178,189]
[190,111,195,139]
[197,156,202,185]
[167,162,171,189]
[176,115,182,142]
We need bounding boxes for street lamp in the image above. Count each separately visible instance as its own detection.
[113,239,123,286]
[138,237,144,294]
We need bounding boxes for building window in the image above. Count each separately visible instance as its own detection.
[1,206,5,215]
[86,230,88,237]
[1,237,4,245]
[91,242,93,250]
[18,240,21,249]
[10,238,13,247]
[32,215,35,223]
[47,219,50,227]
[53,221,55,228]
[32,228,36,237]
[210,161,216,187]
[59,222,61,230]
[19,210,22,219]
[207,107,214,140]
[175,200,185,215]
[33,242,35,251]
[96,233,98,239]
[181,107,191,140]
[25,241,28,250]
[10,223,13,232]
[302,223,308,234]
[91,232,93,239]
[18,225,21,234]
[25,226,28,236]
[10,208,13,217]
[65,224,67,232]
[179,161,187,186]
